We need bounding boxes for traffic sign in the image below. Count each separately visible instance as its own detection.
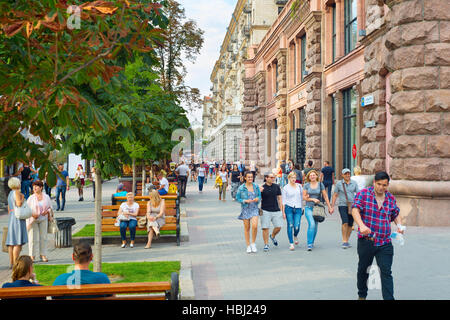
[352,144,357,159]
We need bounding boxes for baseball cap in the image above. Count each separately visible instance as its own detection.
[342,168,351,174]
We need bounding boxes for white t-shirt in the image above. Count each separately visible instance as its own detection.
[282,183,303,209]
[119,202,140,221]
[198,167,206,177]
[351,176,367,191]
[176,165,189,176]
[219,171,228,183]
[160,177,169,192]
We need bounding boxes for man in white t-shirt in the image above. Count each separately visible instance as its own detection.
[175,161,189,198]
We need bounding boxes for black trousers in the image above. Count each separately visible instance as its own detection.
[178,175,187,197]
[357,238,395,300]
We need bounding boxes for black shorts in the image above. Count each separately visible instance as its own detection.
[338,206,354,226]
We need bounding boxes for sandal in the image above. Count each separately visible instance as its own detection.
[144,245,151,249]
[40,256,48,262]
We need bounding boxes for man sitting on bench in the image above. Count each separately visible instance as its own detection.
[112,183,127,205]
[157,171,169,196]
[53,242,111,298]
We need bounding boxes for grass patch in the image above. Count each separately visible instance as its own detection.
[73,224,175,238]
[34,261,181,286]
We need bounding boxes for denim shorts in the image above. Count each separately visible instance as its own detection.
[260,210,283,229]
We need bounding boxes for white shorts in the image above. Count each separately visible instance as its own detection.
[260,210,283,229]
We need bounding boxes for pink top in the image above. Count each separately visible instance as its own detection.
[26,193,52,227]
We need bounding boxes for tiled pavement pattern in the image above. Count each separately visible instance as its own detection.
[1,177,449,299]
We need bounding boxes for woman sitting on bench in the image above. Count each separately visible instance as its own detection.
[145,190,166,249]
[116,192,139,248]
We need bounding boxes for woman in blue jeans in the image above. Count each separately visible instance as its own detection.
[303,170,334,251]
[281,172,303,251]
[117,193,140,248]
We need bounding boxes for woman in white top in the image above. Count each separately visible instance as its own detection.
[26,180,53,262]
[282,172,303,251]
[74,164,85,201]
[117,192,140,248]
[351,166,367,191]
[217,164,229,201]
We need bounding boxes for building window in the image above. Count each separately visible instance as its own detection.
[331,96,336,168]
[344,0,357,55]
[332,4,336,62]
[342,88,357,172]
[300,35,306,82]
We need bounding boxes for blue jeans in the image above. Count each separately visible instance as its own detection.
[323,181,333,202]
[198,176,205,191]
[21,180,31,200]
[120,219,137,241]
[284,205,302,244]
[56,185,67,210]
[158,188,168,196]
[304,207,318,245]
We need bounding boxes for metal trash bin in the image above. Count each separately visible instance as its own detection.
[54,217,76,248]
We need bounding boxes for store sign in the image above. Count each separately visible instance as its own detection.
[361,95,374,107]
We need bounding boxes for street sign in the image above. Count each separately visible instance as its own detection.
[361,95,374,107]
[364,120,376,128]
[352,144,357,160]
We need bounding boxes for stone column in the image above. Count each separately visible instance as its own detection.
[335,0,344,59]
[275,49,288,163]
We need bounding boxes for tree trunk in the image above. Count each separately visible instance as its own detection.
[93,166,102,272]
[132,158,136,194]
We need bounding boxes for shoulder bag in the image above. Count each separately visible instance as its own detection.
[47,208,58,234]
[14,196,32,220]
[312,183,326,223]
[342,181,353,215]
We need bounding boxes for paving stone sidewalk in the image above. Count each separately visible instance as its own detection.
[1,177,449,299]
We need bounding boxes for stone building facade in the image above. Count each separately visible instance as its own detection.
[243,0,450,226]
[203,0,283,162]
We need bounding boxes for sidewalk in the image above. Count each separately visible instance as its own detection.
[1,178,450,299]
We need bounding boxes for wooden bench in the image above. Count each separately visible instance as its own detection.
[0,272,179,300]
[103,194,180,246]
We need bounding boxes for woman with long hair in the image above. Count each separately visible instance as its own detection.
[145,190,166,249]
[236,171,261,253]
[217,164,229,201]
[282,171,303,251]
[74,164,85,201]
[2,255,41,288]
[303,170,334,251]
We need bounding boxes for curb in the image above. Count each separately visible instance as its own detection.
[180,259,195,300]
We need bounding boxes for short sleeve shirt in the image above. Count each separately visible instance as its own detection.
[261,183,282,212]
[119,202,140,221]
[304,182,325,208]
[352,187,400,246]
[334,180,359,207]
[321,166,335,183]
[56,170,69,187]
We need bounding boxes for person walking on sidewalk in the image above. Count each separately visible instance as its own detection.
[282,172,303,251]
[352,171,404,300]
[260,173,283,252]
[230,164,242,200]
[27,180,53,263]
[197,162,206,192]
[217,164,229,201]
[55,163,69,211]
[320,161,335,202]
[5,177,28,269]
[303,170,334,251]
[74,164,85,201]
[331,168,360,249]
[175,161,189,198]
[236,171,261,253]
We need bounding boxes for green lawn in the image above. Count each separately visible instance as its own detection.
[34,261,181,286]
[73,224,175,238]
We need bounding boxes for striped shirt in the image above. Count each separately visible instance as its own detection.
[352,187,400,246]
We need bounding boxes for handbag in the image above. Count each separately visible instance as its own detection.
[312,183,327,223]
[47,210,58,234]
[342,181,353,215]
[14,197,32,220]
[138,216,147,228]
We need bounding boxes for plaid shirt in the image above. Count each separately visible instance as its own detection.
[352,186,400,246]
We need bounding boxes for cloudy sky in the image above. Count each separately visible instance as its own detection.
[178,0,237,124]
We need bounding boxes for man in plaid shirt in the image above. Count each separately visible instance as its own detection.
[352,171,405,300]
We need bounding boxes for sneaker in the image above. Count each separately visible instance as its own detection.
[263,244,269,252]
[289,244,295,251]
[251,243,257,253]
[307,244,313,251]
[270,235,278,246]
[342,242,348,249]
[294,237,299,245]
[246,246,252,254]
[130,243,134,248]
[121,243,127,248]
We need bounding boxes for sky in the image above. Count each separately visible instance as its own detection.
[178,0,237,125]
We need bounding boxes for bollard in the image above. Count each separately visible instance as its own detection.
[54,217,76,248]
